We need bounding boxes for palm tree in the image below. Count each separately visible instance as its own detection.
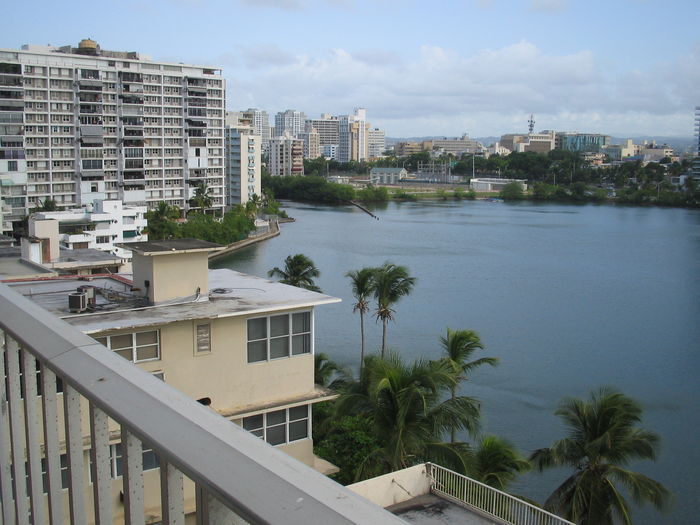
[145,201,180,240]
[440,328,498,442]
[471,435,530,491]
[268,254,322,292]
[335,353,481,480]
[530,387,670,524]
[372,263,416,357]
[346,267,376,377]
[190,183,213,213]
[314,353,351,391]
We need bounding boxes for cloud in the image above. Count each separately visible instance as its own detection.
[239,45,297,69]
[528,0,567,13]
[224,41,697,137]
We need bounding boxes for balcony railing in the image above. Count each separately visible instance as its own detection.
[428,463,575,525]
[0,283,404,524]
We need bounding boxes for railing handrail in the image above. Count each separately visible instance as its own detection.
[0,282,404,524]
[427,462,575,525]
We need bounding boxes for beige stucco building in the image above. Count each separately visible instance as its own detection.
[4,238,339,522]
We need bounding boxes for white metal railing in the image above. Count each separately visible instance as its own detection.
[427,463,575,525]
[0,283,405,525]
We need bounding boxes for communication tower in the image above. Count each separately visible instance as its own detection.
[528,114,535,134]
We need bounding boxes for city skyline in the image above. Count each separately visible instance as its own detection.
[3,0,699,138]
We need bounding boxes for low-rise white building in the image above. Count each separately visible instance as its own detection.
[370,167,408,185]
[33,199,147,259]
[470,178,527,192]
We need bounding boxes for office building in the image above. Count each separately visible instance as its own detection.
[225,112,261,205]
[305,114,339,147]
[269,132,304,176]
[0,40,226,231]
[338,108,369,162]
[555,132,610,152]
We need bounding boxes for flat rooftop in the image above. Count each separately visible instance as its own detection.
[391,495,500,525]
[6,269,340,334]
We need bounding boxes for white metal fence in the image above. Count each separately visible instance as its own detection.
[0,282,404,524]
[428,463,575,525]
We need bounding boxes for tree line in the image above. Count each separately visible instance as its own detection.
[266,253,671,524]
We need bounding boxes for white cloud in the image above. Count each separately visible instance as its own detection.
[225,41,696,137]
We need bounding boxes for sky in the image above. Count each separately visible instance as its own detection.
[3,0,699,138]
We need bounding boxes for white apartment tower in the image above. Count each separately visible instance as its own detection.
[305,114,339,147]
[273,109,306,138]
[0,40,226,229]
[269,132,304,177]
[242,107,271,154]
[225,111,261,206]
[368,128,386,159]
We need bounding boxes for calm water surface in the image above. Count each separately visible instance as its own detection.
[212,200,700,524]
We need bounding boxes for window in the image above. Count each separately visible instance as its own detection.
[18,454,69,497]
[3,350,63,400]
[96,443,159,479]
[7,160,17,171]
[94,330,160,362]
[195,323,211,354]
[247,311,311,363]
[242,405,309,446]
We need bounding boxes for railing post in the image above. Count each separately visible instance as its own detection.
[41,364,64,525]
[64,383,87,523]
[22,350,45,524]
[121,428,145,525]
[160,461,184,525]
[90,405,113,524]
[0,331,16,524]
[6,337,29,522]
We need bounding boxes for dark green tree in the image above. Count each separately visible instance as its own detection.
[268,254,322,292]
[440,329,498,442]
[499,182,524,200]
[530,387,671,524]
[346,268,376,377]
[372,263,416,357]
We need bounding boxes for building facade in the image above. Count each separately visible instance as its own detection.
[305,114,339,147]
[555,132,611,152]
[299,128,321,159]
[225,112,261,206]
[0,40,226,230]
[338,108,369,163]
[33,199,147,259]
[269,133,304,176]
[3,239,340,521]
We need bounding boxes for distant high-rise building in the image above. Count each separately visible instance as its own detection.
[242,108,271,154]
[225,112,260,206]
[305,114,339,146]
[555,132,610,152]
[0,40,226,229]
[367,128,386,158]
[500,131,555,154]
[338,108,369,162]
[269,133,304,176]
[693,107,700,178]
[273,109,306,138]
[299,128,321,159]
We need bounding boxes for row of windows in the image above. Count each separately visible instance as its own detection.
[247,312,311,363]
[242,405,310,446]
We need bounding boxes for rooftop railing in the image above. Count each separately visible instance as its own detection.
[428,463,575,525]
[0,282,405,524]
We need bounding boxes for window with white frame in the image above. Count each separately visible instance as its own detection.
[246,312,311,363]
[194,323,211,354]
[107,443,159,478]
[94,331,160,363]
[242,405,309,446]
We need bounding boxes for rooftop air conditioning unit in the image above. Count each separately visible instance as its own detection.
[68,292,88,313]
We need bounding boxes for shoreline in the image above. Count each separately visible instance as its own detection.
[208,219,286,261]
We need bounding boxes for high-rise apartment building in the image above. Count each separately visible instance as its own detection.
[299,128,321,159]
[242,107,271,154]
[269,132,304,176]
[273,109,306,139]
[225,112,261,205]
[338,108,369,163]
[367,128,386,159]
[0,40,226,230]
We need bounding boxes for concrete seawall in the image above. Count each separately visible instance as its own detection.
[208,220,282,261]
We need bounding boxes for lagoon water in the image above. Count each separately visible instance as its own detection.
[212,200,700,524]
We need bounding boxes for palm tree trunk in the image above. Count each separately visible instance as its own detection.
[381,319,387,358]
[450,386,456,443]
[359,311,365,378]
